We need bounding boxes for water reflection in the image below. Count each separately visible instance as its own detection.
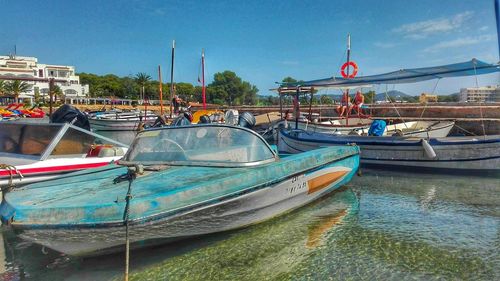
[0,170,498,281]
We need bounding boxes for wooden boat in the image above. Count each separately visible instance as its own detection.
[0,124,359,256]
[0,122,128,188]
[278,129,500,172]
[274,58,500,172]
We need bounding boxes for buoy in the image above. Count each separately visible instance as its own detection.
[340,61,359,78]
[421,139,436,159]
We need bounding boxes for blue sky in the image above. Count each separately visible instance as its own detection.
[1,0,499,96]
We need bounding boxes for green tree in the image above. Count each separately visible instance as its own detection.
[282,76,297,85]
[0,80,5,95]
[175,82,195,101]
[5,80,32,103]
[135,72,151,100]
[208,71,258,105]
[34,87,41,103]
[52,85,64,102]
[364,90,375,104]
[320,95,333,104]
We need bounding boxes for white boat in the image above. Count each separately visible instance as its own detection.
[89,116,157,131]
[0,122,128,188]
[376,120,454,137]
[88,109,158,131]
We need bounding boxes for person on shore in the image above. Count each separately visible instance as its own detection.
[337,92,352,117]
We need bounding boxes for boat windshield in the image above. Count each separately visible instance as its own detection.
[0,123,63,158]
[0,122,128,160]
[124,125,276,166]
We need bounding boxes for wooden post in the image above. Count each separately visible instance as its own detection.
[202,49,206,109]
[158,65,164,115]
[169,40,175,118]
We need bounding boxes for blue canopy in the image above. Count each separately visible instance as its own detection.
[282,59,500,88]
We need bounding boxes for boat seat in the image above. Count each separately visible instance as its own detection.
[19,137,51,156]
[51,140,86,155]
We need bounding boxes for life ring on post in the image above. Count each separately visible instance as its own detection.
[340,61,358,78]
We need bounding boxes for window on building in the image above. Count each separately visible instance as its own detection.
[39,69,43,77]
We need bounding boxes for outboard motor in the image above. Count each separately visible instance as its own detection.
[238,112,256,129]
[199,115,212,124]
[224,109,239,125]
[368,119,387,136]
[50,104,90,131]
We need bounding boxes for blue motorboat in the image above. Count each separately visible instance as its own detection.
[0,124,359,256]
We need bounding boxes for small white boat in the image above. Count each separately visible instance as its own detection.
[0,122,128,188]
[89,109,158,131]
[383,120,454,138]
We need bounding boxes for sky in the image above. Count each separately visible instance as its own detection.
[1,0,499,96]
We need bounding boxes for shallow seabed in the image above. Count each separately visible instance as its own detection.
[0,169,498,281]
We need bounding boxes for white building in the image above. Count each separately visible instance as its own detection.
[0,54,89,102]
[459,85,500,103]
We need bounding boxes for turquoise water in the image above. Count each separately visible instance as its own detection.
[0,169,499,280]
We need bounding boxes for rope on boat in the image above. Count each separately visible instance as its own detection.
[0,164,23,196]
[114,164,143,281]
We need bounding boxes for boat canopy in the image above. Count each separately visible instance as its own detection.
[279,59,500,89]
[0,122,128,162]
[123,125,277,167]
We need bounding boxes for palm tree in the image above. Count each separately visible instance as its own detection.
[0,80,5,95]
[52,85,64,103]
[5,80,32,103]
[135,72,151,100]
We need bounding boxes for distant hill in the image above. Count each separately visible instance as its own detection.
[258,90,458,104]
[373,90,411,101]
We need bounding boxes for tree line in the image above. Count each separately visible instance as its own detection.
[78,70,258,106]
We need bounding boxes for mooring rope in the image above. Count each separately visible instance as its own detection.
[113,164,143,281]
[0,164,23,195]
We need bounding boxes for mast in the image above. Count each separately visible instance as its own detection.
[158,65,164,115]
[345,34,351,125]
[202,49,206,109]
[496,0,500,60]
[169,40,175,118]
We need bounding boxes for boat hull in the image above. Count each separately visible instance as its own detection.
[10,154,359,256]
[89,117,156,131]
[278,130,500,171]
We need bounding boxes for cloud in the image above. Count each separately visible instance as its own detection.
[393,11,473,39]
[373,42,397,48]
[423,34,495,53]
[478,26,489,31]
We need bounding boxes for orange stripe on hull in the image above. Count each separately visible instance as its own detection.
[307,171,348,194]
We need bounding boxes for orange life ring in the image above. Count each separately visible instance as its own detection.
[340,61,358,78]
